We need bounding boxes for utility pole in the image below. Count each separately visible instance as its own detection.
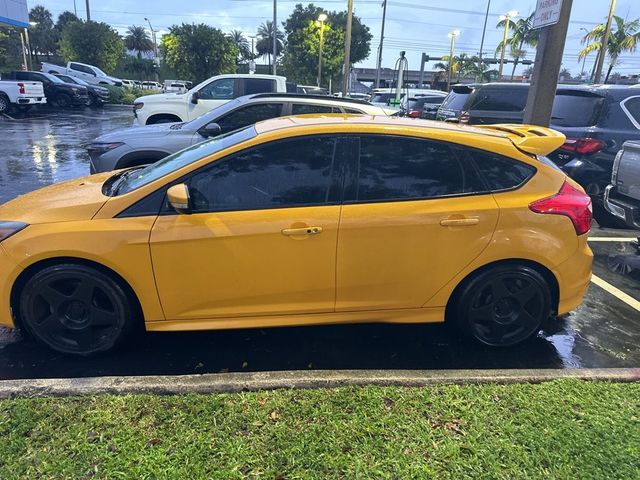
[272,0,277,75]
[374,0,388,88]
[342,0,353,96]
[478,0,490,74]
[85,0,91,21]
[317,14,327,87]
[73,0,77,16]
[446,31,459,92]
[593,0,616,84]
[523,0,573,126]
[498,11,517,79]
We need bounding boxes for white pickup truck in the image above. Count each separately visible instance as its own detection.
[133,74,288,125]
[0,80,46,114]
[41,61,123,87]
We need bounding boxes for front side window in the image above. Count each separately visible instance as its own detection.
[353,136,484,202]
[199,78,235,100]
[187,136,339,213]
[217,103,283,133]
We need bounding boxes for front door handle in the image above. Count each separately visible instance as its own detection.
[282,226,323,236]
[440,217,479,227]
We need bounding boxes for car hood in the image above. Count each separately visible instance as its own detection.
[136,92,187,104]
[94,123,182,143]
[0,172,114,224]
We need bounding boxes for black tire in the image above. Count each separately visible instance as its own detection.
[86,93,96,107]
[18,264,137,355]
[52,93,72,109]
[449,265,551,347]
[0,93,9,114]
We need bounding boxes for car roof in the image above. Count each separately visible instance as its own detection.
[244,92,374,106]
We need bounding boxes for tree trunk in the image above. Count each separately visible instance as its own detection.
[510,39,525,80]
[604,63,614,84]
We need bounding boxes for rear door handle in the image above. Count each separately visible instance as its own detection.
[440,217,479,227]
[282,226,323,236]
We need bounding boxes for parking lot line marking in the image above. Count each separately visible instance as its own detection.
[588,237,637,242]
[591,274,640,312]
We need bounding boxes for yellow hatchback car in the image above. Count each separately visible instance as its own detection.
[0,116,593,355]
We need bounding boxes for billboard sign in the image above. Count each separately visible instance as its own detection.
[0,0,29,28]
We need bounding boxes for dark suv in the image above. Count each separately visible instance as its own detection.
[4,71,89,108]
[436,83,528,124]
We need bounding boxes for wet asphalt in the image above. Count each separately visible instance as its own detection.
[0,107,638,380]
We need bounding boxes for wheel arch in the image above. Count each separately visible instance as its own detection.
[444,258,560,321]
[10,256,145,331]
[114,150,170,169]
[146,113,182,125]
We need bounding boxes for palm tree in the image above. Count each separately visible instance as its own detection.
[579,15,640,83]
[256,21,284,68]
[228,30,251,64]
[124,25,154,59]
[496,13,538,81]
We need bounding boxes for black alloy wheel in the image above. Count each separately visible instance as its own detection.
[452,266,551,347]
[52,93,72,108]
[86,93,96,107]
[0,94,9,114]
[19,264,136,355]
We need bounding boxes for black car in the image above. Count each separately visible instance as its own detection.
[405,94,448,119]
[54,73,110,107]
[4,71,89,108]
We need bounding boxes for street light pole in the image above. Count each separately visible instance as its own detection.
[342,0,353,96]
[85,0,91,21]
[478,0,490,76]
[144,18,158,59]
[375,0,388,88]
[594,0,616,84]
[446,30,459,92]
[498,10,518,79]
[272,0,277,75]
[316,14,327,88]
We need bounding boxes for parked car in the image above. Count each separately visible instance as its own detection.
[404,93,448,119]
[142,81,162,91]
[134,74,288,125]
[604,141,640,229]
[163,80,191,94]
[3,71,89,108]
[121,79,135,88]
[41,61,123,87]
[436,83,527,124]
[0,79,46,114]
[0,117,592,355]
[296,85,330,95]
[370,87,435,109]
[53,74,110,107]
[89,93,392,173]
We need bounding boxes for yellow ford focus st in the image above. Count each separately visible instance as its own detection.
[0,116,593,355]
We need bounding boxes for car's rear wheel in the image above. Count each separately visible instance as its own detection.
[450,265,551,347]
[52,93,72,109]
[19,264,137,355]
[0,94,9,114]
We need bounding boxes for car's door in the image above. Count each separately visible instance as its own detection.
[69,63,93,82]
[150,134,346,320]
[336,135,500,311]
[188,78,238,120]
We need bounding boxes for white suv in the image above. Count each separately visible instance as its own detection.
[134,74,288,125]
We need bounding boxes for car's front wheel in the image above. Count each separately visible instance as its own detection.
[450,265,551,347]
[19,263,138,355]
[51,93,72,109]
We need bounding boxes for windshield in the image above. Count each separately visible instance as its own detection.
[93,66,108,76]
[116,126,257,195]
[551,93,605,127]
[371,93,402,104]
[42,72,64,83]
[440,91,470,111]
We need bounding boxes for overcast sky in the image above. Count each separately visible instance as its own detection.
[34,0,640,76]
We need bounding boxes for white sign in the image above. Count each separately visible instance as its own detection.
[533,0,563,29]
[0,0,29,28]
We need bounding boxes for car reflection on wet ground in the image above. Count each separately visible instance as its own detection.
[0,108,638,380]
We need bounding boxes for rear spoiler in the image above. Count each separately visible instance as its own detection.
[475,124,566,156]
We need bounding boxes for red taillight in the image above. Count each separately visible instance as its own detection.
[560,137,605,155]
[17,82,25,94]
[529,182,592,235]
[407,110,421,118]
[458,111,470,124]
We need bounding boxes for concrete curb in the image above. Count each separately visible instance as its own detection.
[0,368,639,399]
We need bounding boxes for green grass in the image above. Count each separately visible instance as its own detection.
[0,380,638,479]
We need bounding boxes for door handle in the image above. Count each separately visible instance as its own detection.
[440,217,479,227]
[282,226,323,236]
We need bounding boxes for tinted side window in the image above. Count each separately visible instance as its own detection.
[199,78,235,100]
[354,136,484,202]
[344,108,365,114]
[242,78,276,95]
[475,88,528,112]
[291,103,338,114]
[187,136,339,213]
[468,150,535,190]
[551,93,604,127]
[217,103,282,133]
[622,96,640,127]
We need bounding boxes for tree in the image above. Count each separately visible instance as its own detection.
[256,21,284,68]
[579,15,640,83]
[59,21,124,73]
[28,5,57,62]
[160,24,238,83]
[280,4,372,88]
[228,30,252,64]
[118,56,157,80]
[502,13,538,80]
[56,11,80,33]
[125,25,154,59]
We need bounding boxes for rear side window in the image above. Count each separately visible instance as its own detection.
[344,108,365,114]
[468,150,535,191]
[551,93,604,127]
[353,136,485,202]
[472,88,528,112]
[621,96,640,128]
[242,78,276,95]
[440,91,470,110]
[291,104,339,114]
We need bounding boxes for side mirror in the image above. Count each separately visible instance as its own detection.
[167,184,191,214]
[190,91,199,104]
[198,122,222,138]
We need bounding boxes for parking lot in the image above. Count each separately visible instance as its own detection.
[0,108,638,380]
